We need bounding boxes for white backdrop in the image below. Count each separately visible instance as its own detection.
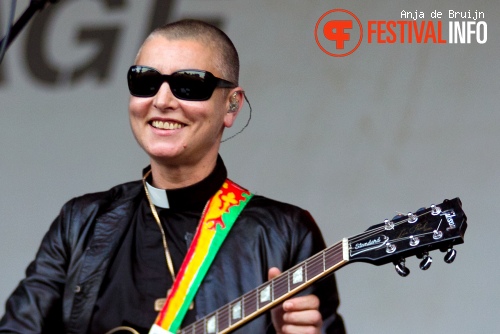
[1,1,498,333]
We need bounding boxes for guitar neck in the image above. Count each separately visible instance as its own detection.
[116,199,464,334]
[179,240,349,334]
[113,199,465,334]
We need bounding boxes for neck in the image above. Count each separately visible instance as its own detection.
[149,154,218,189]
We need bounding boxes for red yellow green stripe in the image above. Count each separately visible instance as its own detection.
[152,179,252,333]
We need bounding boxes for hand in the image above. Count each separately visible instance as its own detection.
[268,267,323,334]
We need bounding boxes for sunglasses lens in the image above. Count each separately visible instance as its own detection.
[170,71,214,100]
[128,66,162,97]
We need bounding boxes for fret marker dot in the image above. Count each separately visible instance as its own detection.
[232,301,242,319]
[260,285,271,302]
[207,315,216,333]
[293,267,304,284]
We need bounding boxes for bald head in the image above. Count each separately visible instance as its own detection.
[142,19,240,85]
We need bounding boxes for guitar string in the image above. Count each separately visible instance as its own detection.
[194,215,427,332]
[216,222,397,328]
[388,230,436,244]
[182,215,426,333]
[347,210,433,243]
[181,210,436,333]
[180,243,346,333]
[186,231,411,334]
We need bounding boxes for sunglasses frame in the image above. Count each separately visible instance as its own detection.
[127,65,237,101]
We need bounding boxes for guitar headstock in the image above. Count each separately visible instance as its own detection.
[347,197,467,276]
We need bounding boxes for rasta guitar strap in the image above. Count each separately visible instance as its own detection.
[149,179,253,334]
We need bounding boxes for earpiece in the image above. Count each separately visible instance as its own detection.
[228,92,239,112]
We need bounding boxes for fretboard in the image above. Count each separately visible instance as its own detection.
[179,239,349,334]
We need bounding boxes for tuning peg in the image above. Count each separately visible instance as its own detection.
[433,230,443,240]
[444,248,457,263]
[407,212,418,223]
[409,235,420,247]
[419,252,433,270]
[384,219,394,230]
[386,242,396,254]
[394,258,410,277]
[430,204,442,215]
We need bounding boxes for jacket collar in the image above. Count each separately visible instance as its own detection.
[143,155,227,212]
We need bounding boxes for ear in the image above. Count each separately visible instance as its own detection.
[224,89,244,128]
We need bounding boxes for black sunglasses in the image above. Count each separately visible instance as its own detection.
[127,65,237,101]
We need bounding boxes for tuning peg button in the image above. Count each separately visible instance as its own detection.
[419,253,433,270]
[394,259,410,277]
[444,248,457,263]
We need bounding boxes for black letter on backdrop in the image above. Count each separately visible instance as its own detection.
[71,0,124,83]
[145,0,176,40]
[24,0,125,85]
[4,0,224,86]
[24,4,59,84]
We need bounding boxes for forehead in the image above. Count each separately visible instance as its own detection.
[136,36,219,75]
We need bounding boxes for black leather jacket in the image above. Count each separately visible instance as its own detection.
[0,180,345,333]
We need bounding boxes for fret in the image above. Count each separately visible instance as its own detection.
[202,317,208,334]
[217,303,230,332]
[325,243,342,269]
[305,260,308,283]
[273,271,289,300]
[242,290,257,318]
[323,249,326,272]
[306,252,324,280]
[193,317,205,334]
[287,269,290,294]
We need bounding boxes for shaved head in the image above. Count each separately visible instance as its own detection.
[142,19,240,85]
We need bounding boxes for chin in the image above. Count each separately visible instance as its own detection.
[144,143,185,160]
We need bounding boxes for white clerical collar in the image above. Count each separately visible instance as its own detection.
[145,181,170,209]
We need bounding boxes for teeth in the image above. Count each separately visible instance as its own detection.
[152,120,184,130]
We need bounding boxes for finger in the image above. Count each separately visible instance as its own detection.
[281,323,321,334]
[268,267,281,280]
[282,309,323,326]
[282,294,320,312]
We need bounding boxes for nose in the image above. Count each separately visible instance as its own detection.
[153,82,179,111]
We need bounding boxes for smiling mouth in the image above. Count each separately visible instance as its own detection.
[151,120,185,130]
